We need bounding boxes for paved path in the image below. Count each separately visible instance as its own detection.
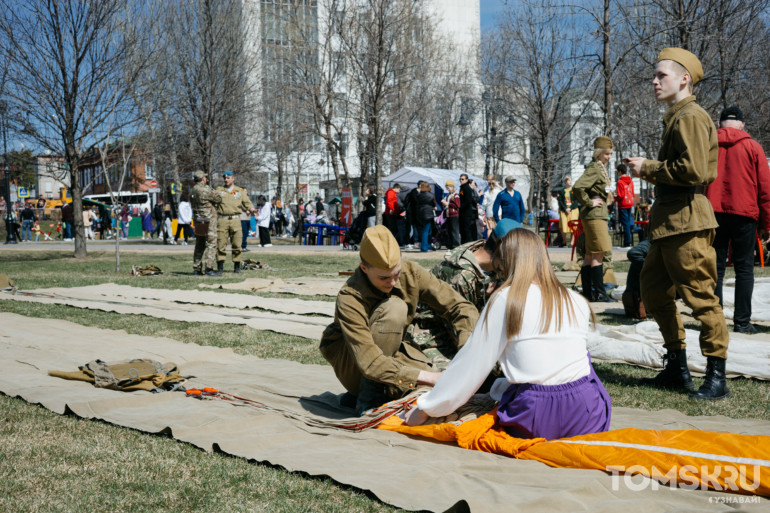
[0,237,634,262]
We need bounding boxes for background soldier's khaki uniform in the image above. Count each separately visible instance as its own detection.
[639,95,728,358]
[319,260,478,401]
[216,185,254,264]
[190,182,222,272]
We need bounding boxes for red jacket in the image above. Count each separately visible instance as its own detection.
[385,188,399,215]
[615,175,635,209]
[706,127,770,231]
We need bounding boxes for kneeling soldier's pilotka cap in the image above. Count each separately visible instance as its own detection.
[593,136,613,149]
[223,170,234,177]
[720,106,744,122]
[360,225,400,269]
[658,47,703,85]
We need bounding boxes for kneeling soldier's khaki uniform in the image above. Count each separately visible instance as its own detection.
[320,226,478,413]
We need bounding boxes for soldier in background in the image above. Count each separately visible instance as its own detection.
[215,170,256,273]
[190,170,223,276]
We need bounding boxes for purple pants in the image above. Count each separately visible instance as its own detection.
[497,364,612,440]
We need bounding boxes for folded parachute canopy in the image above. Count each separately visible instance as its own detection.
[378,412,770,497]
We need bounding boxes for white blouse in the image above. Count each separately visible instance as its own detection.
[416,284,593,418]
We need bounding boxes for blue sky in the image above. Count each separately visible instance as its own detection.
[480,0,508,30]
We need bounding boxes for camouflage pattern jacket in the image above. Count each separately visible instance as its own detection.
[431,240,490,311]
[190,182,222,221]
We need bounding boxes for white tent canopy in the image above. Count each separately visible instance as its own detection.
[382,167,488,196]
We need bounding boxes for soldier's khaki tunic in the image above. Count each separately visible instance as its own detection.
[639,95,728,358]
[319,259,478,400]
[573,160,613,253]
[190,182,222,272]
[216,185,254,263]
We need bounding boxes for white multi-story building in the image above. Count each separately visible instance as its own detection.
[246,0,515,202]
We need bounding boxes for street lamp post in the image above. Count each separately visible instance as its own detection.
[482,92,491,176]
[0,100,18,244]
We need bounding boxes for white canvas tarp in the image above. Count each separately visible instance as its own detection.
[4,285,770,379]
[382,167,488,196]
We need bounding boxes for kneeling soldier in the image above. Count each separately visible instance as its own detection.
[319,225,478,414]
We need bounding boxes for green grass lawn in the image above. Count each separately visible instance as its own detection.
[1,250,768,512]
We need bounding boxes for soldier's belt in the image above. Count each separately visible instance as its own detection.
[656,184,703,197]
[219,214,239,220]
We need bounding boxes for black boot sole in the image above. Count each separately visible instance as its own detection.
[639,377,695,393]
[689,389,731,401]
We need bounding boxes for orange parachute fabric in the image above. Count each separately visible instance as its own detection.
[378,413,770,497]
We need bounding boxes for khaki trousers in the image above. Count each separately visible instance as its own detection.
[640,229,728,358]
[217,216,242,263]
[323,296,431,399]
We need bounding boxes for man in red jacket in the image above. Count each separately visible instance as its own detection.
[615,163,635,247]
[706,106,770,335]
[383,183,402,245]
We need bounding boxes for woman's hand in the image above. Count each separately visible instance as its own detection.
[404,406,430,426]
[592,198,603,208]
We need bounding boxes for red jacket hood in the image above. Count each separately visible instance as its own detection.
[718,127,751,148]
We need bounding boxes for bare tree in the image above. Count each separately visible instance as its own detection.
[339,0,439,221]
[484,0,598,208]
[157,0,260,186]
[0,0,151,258]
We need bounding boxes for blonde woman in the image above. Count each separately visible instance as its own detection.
[405,229,611,440]
[573,136,615,302]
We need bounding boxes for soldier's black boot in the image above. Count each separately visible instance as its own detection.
[639,349,695,392]
[193,269,204,276]
[590,265,616,302]
[234,262,241,273]
[689,356,730,401]
[217,261,224,273]
[205,267,222,277]
[580,266,593,301]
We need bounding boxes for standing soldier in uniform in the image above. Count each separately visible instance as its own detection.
[626,48,730,401]
[190,170,223,276]
[216,170,256,274]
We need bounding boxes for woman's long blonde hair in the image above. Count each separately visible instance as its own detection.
[484,228,593,338]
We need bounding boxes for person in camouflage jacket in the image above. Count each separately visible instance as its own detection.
[190,171,223,276]
[407,219,522,368]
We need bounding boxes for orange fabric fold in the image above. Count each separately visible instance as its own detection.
[378,414,770,497]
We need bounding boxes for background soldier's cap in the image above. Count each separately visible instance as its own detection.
[193,170,205,181]
[658,47,703,85]
[493,218,522,239]
[593,136,613,149]
[360,225,400,269]
[222,170,234,177]
[720,106,744,122]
